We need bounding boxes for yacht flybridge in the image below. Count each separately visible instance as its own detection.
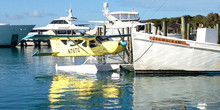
[102,2,140,22]
[33,9,90,35]
[86,2,155,35]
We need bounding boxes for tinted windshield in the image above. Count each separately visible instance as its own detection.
[50,20,68,24]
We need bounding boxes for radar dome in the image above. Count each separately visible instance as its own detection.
[104,2,109,10]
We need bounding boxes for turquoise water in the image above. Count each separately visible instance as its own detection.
[0,47,220,110]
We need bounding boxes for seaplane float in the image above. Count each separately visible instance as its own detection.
[23,34,131,74]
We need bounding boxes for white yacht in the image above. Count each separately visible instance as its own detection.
[0,23,35,46]
[132,25,220,73]
[86,2,156,35]
[32,9,90,35]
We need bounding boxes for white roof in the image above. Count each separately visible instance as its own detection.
[0,23,10,25]
[110,11,139,15]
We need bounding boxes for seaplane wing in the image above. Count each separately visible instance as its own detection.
[23,34,130,57]
[23,34,130,40]
[23,34,96,41]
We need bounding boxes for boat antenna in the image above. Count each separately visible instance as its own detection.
[69,0,72,9]
[103,2,109,14]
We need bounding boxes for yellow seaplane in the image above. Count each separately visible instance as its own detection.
[23,34,130,73]
[23,34,129,57]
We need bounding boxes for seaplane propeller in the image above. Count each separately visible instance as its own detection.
[117,29,129,59]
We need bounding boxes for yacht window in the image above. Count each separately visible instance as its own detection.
[57,30,71,34]
[130,14,140,20]
[50,20,68,24]
[112,14,120,20]
[121,14,128,20]
[63,20,68,24]
[138,25,145,31]
[89,40,98,48]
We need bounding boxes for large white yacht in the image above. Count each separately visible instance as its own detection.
[0,23,34,46]
[32,9,90,35]
[86,2,156,35]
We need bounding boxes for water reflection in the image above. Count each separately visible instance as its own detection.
[133,75,220,110]
[48,72,134,109]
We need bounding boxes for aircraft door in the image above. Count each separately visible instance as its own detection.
[89,40,103,54]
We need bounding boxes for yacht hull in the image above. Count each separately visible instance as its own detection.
[0,25,35,46]
[132,32,220,73]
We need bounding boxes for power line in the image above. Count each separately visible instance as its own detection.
[139,0,157,19]
[148,0,169,19]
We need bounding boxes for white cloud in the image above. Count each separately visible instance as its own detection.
[5,14,23,19]
[28,11,42,17]
[27,11,56,18]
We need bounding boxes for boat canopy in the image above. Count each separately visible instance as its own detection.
[110,11,140,21]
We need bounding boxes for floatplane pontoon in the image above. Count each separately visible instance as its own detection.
[23,34,130,73]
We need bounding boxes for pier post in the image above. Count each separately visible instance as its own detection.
[136,26,140,32]
[122,28,125,60]
[177,28,179,34]
[155,26,158,35]
[97,27,102,36]
[162,21,167,36]
[99,27,102,35]
[71,30,75,35]
[148,23,151,33]
[103,25,106,35]
[187,23,190,40]
[126,27,132,63]
[129,27,133,63]
[122,28,125,35]
[144,24,148,33]
[217,24,220,44]
[181,16,187,39]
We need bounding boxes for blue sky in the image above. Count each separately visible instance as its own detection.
[0,0,219,27]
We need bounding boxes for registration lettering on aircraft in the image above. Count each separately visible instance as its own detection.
[68,48,80,54]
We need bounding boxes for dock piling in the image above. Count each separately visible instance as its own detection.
[187,23,190,40]
[181,16,187,39]
[144,24,148,33]
[162,21,167,36]
[217,24,220,44]
[103,25,106,35]
[148,23,151,33]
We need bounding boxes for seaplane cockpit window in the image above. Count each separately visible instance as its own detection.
[61,40,67,45]
[82,41,87,47]
[61,40,83,46]
[89,40,98,48]
[96,36,110,44]
[69,40,83,46]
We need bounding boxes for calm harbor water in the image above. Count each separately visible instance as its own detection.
[0,47,220,110]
